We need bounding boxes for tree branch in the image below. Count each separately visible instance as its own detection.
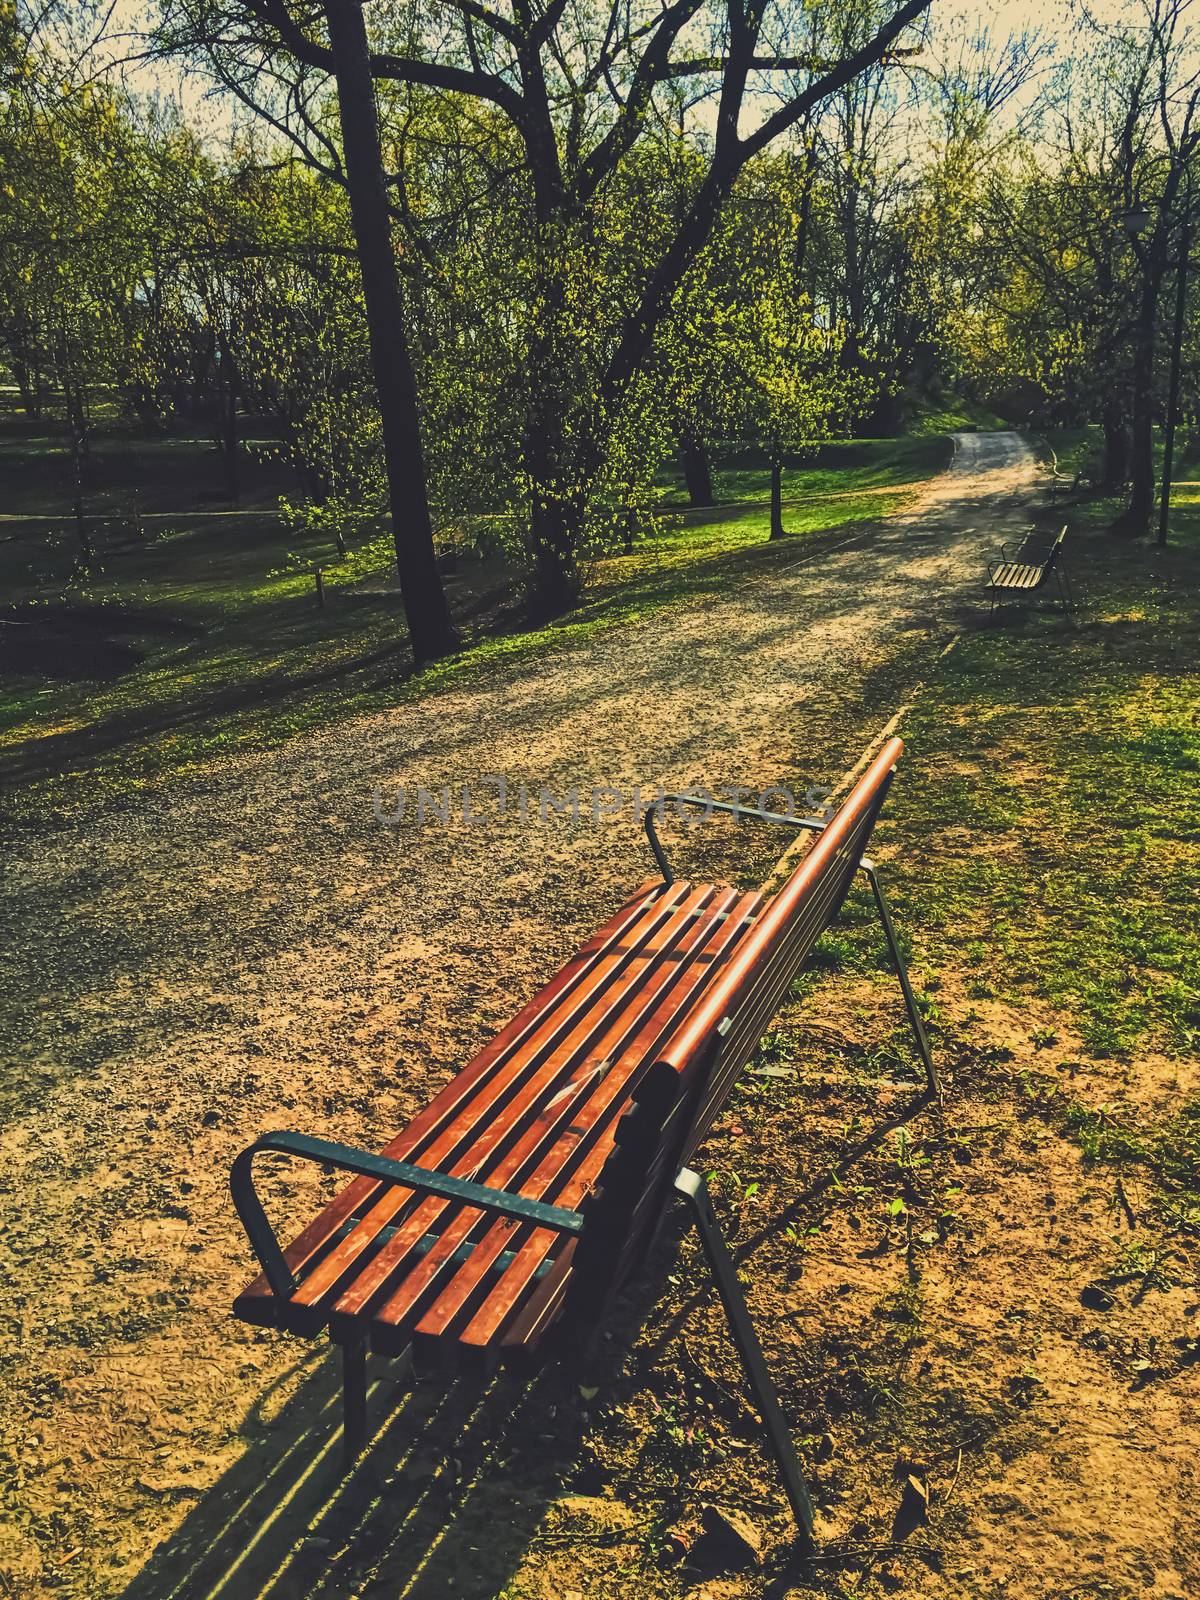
[240,0,527,122]
[661,46,922,78]
[572,0,707,201]
[741,0,931,160]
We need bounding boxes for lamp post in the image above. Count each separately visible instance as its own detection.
[1158,190,1192,548]
[1121,202,1153,237]
[1119,200,1158,534]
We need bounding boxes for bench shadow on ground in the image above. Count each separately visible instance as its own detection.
[119,1342,597,1600]
[119,1081,933,1600]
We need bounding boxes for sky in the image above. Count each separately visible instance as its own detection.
[30,0,1148,148]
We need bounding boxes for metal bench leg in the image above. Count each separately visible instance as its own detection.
[859,860,940,1097]
[341,1333,369,1468]
[674,1168,816,1550]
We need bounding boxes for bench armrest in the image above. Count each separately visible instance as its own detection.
[645,793,829,887]
[231,1130,585,1300]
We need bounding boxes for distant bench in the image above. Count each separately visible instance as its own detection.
[1049,467,1090,501]
[229,736,938,1548]
[986,525,1073,614]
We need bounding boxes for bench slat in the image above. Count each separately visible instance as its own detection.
[339,882,744,1338]
[595,822,872,1309]
[684,844,863,1152]
[661,746,894,1091]
[280,881,709,1332]
[433,885,765,1357]
[375,884,757,1351]
[544,740,902,1338]
[989,562,1041,588]
[233,879,688,1325]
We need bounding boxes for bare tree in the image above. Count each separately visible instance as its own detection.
[1106,0,1200,534]
[155,0,932,615]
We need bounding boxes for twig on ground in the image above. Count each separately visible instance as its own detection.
[531,1526,653,1547]
[940,1446,964,1509]
[805,1541,939,1563]
[1115,1176,1138,1230]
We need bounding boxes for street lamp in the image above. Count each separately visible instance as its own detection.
[1121,202,1154,236]
[1159,191,1192,547]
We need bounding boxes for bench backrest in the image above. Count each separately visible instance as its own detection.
[564,737,904,1325]
[1016,525,1066,569]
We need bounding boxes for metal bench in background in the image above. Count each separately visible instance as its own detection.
[228,736,937,1550]
[986,524,1073,615]
[1049,467,1090,501]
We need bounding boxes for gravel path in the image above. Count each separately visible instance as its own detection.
[2,430,1036,1071]
[0,430,1038,1597]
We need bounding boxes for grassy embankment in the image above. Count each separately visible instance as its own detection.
[0,422,948,815]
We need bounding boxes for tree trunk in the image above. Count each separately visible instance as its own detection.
[64,372,91,468]
[1100,395,1131,491]
[680,428,715,506]
[12,357,40,420]
[527,497,579,618]
[769,443,785,540]
[324,0,458,663]
[218,340,241,504]
[522,307,583,616]
[65,380,93,570]
[1158,212,1190,548]
[1121,284,1158,535]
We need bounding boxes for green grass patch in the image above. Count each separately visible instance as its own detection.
[906,396,1009,436]
[873,508,1200,1059]
[1040,421,1200,493]
[653,434,951,505]
[0,433,946,819]
[1036,425,1096,477]
[1064,1097,1200,1191]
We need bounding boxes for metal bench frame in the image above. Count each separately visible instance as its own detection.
[228,742,937,1550]
[644,793,939,1100]
[986,524,1073,615]
[1049,468,1089,502]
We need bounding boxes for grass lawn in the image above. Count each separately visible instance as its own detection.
[652,434,950,504]
[905,395,1010,435]
[787,438,1200,1069]
[445,458,1200,1600]
[0,433,950,818]
[892,503,1200,1048]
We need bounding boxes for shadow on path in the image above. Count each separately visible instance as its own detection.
[120,1066,938,1600]
[119,1349,595,1600]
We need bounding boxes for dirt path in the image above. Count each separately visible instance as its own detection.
[0,432,1045,1598]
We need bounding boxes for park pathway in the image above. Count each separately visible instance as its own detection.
[0,430,1039,1598]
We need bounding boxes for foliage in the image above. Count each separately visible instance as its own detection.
[6,0,1200,639]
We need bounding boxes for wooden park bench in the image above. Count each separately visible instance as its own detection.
[1048,467,1089,501]
[229,736,938,1548]
[986,524,1073,615]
